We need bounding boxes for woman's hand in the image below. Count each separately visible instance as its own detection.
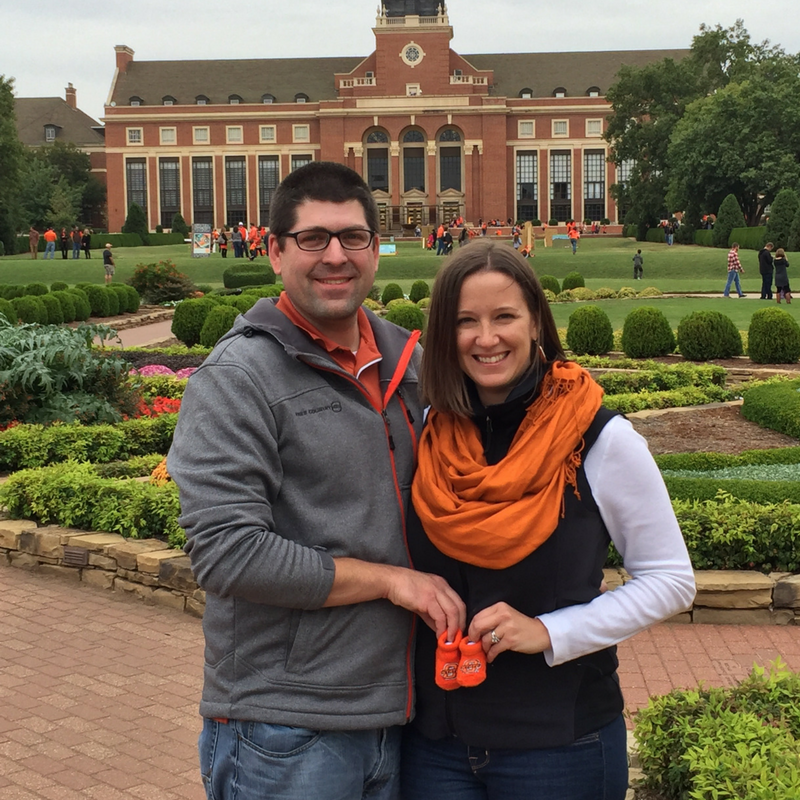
[468,602,552,663]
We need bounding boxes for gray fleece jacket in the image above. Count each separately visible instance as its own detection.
[167,298,424,729]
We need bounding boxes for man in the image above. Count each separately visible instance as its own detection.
[42,226,57,259]
[568,224,579,254]
[633,249,644,280]
[71,226,82,259]
[168,162,464,800]
[28,226,40,259]
[724,242,746,298]
[758,241,775,300]
[102,243,115,284]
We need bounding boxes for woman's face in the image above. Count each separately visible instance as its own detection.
[455,270,538,407]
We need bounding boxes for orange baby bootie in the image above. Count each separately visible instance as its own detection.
[457,638,487,687]
[435,630,463,691]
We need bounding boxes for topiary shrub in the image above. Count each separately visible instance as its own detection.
[122,202,150,245]
[220,295,258,313]
[677,311,744,361]
[83,285,111,317]
[765,188,799,251]
[11,296,47,325]
[637,286,663,297]
[172,298,218,348]
[1,285,25,300]
[0,297,16,324]
[362,298,382,312]
[788,205,800,253]
[39,294,64,326]
[712,194,746,248]
[66,288,91,321]
[50,281,68,292]
[367,284,381,302]
[24,282,49,297]
[548,218,559,226]
[386,298,415,310]
[51,291,76,323]
[621,306,676,358]
[103,287,120,317]
[742,378,800,437]
[417,297,431,310]
[409,280,431,303]
[199,305,239,348]
[543,289,556,303]
[555,290,575,302]
[617,286,638,298]
[561,271,585,290]
[566,306,614,355]
[748,308,800,364]
[116,284,141,313]
[595,287,617,299]
[570,287,597,301]
[385,303,425,332]
[241,285,283,299]
[539,274,561,295]
[381,283,404,305]
[222,263,276,289]
[170,211,190,238]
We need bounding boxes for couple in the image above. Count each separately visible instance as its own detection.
[168,163,695,800]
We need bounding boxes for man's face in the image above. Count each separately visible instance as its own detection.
[268,200,379,339]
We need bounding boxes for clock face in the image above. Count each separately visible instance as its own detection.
[405,46,420,62]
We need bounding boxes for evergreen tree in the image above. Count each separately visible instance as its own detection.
[48,178,81,231]
[766,188,800,250]
[0,75,24,254]
[122,202,149,243]
[787,205,800,253]
[712,194,746,248]
[170,211,190,237]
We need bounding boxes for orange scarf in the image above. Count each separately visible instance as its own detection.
[412,361,603,569]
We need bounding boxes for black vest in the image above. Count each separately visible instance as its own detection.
[407,397,624,750]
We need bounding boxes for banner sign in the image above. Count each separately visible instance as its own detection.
[192,224,212,257]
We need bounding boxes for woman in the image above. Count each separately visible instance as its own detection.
[218,226,228,258]
[402,241,695,800]
[59,227,69,260]
[774,247,791,304]
[81,228,92,258]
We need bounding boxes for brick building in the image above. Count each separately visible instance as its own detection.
[103,1,685,234]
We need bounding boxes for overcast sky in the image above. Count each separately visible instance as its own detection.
[6,0,800,124]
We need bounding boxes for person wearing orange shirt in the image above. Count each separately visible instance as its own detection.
[43,226,57,259]
[568,226,580,255]
[248,223,259,260]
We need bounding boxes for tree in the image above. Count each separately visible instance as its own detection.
[766,189,800,250]
[788,205,800,253]
[38,141,106,227]
[0,75,24,254]
[122,202,149,243]
[713,194,747,248]
[48,178,81,231]
[171,211,190,237]
[18,156,56,227]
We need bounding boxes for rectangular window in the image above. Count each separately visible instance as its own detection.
[367,148,389,193]
[403,147,425,192]
[227,126,243,144]
[407,84,421,97]
[586,119,603,137]
[225,156,247,229]
[258,156,280,226]
[193,126,210,144]
[260,125,276,143]
[439,146,461,192]
[584,150,605,221]
[516,151,538,221]
[192,157,214,225]
[552,120,568,137]
[293,125,310,143]
[291,154,312,172]
[549,150,571,221]
[127,128,143,145]
[126,158,147,212]
[614,159,635,223]
[45,127,56,142]
[160,127,177,145]
[518,120,534,138]
[159,158,181,230]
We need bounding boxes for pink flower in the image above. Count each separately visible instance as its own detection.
[138,365,176,376]
[175,368,197,379]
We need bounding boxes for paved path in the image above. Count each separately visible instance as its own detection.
[110,320,175,349]
[2,564,800,798]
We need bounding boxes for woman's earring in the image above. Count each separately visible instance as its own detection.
[537,343,547,362]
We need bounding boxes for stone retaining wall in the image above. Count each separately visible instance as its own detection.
[3,519,800,624]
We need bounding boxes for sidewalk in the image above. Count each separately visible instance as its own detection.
[2,564,800,799]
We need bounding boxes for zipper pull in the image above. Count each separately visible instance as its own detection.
[397,389,415,424]
[382,410,396,450]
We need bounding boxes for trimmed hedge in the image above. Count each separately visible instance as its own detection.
[171,298,218,347]
[0,297,16,324]
[381,283,405,305]
[539,274,561,295]
[385,303,425,332]
[11,296,47,324]
[566,305,614,355]
[147,232,186,246]
[676,310,743,361]
[39,294,64,325]
[199,305,239,347]
[655,446,800,472]
[620,306,676,358]
[594,363,726,395]
[222,263,276,289]
[561,271,585,290]
[602,385,733,414]
[694,230,714,247]
[741,378,800,438]
[664,475,800,504]
[748,308,800,363]
[729,226,767,251]
[645,228,666,244]
[89,233,144,249]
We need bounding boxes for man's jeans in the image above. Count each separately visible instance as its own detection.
[761,272,773,299]
[72,243,81,258]
[724,270,744,297]
[44,241,55,258]
[199,718,400,800]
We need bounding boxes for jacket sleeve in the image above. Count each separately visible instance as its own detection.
[537,415,696,666]
[167,357,336,610]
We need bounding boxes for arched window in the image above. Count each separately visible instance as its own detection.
[437,129,463,192]
[367,131,389,143]
[402,130,426,192]
[553,87,567,98]
[228,94,243,104]
[129,96,143,106]
[403,130,425,143]
[439,130,461,142]
[364,130,390,192]
[587,86,601,97]
[196,95,210,105]
[295,93,309,103]
[162,95,177,106]
[519,88,533,99]
[261,93,275,104]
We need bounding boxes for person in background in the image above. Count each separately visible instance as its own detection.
[29,226,40,259]
[81,228,92,259]
[401,241,695,800]
[774,247,791,304]
[102,243,115,284]
[43,226,57,259]
[71,226,82,259]
[758,241,774,300]
[231,223,242,258]
[568,224,579,254]
[723,242,746,298]
[218,226,228,258]
[60,228,69,260]
[633,249,644,280]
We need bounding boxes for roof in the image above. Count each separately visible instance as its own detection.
[109,48,689,106]
[14,97,105,147]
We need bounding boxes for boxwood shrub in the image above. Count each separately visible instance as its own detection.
[677,310,743,361]
[51,291,76,323]
[50,281,69,292]
[66,288,92,321]
[24,282,49,296]
[0,297,16,324]
[11,296,47,324]
[655,446,800,472]
[566,305,614,355]
[381,283,404,305]
[199,305,239,347]
[222,263,276,289]
[741,378,800,438]
[104,286,120,317]
[729,226,767,251]
[621,306,676,358]
[561,271,585,290]
[385,303,425,332]
[171,298,218,347]
[39,294,64,325]
[663,475,800,504]
[81,285,111,317]
[538,274,561,295]
[409,280,431,303]
[748,307,800,363]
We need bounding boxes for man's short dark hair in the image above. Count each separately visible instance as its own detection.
[269,162,379,247]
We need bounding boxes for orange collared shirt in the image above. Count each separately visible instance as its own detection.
[276,293,384,411]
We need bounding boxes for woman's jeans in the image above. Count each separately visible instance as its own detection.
[401,714,628,800]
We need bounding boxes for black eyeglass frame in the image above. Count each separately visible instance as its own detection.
[282,227,378,252]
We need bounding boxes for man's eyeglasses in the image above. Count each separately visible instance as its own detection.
[283,228,377,252]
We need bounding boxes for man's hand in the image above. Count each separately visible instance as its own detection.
[325,558,465,640]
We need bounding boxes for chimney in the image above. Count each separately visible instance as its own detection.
[115,45,135,73]
[65,83,76,109]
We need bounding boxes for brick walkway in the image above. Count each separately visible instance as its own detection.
[2,564,800,799]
